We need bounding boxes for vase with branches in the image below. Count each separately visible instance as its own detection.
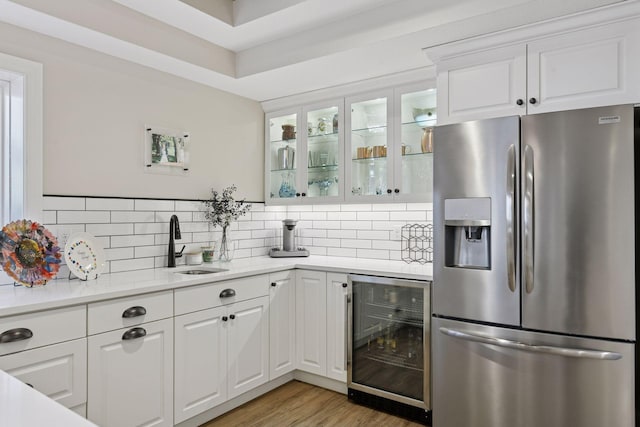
[202,185,251,261]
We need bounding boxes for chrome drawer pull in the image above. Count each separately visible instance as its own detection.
[122,306,147,318]
[122,327,147,341]
[0,328,33,343]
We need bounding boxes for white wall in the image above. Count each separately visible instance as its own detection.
[0,22,265,201]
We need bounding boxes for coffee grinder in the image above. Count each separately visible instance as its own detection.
[269,219,310,257]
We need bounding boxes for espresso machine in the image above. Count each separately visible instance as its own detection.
[269,219,310,257]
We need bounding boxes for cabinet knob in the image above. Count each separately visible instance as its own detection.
[122,327,146,341]
[516,99,524,106]
[222,316,228,322]
[26,383,34,388]
[295,192,301,197]
[229,314,236,320]
[342,283,348,288]
[394,188,400,194]
[301,192,306,197]
[529,97,537,105]
[122,306,147,318]
[271,282,277,287]
[0,328,33,344]
[386,189,392,194]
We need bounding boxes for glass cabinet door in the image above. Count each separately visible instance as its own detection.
[346,90,394,200]
[303,101,343,200]
[266,110,299,203]
[393,85,436,202]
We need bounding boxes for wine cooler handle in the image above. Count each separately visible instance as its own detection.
[344,290,351,372]
[506,144,516,293]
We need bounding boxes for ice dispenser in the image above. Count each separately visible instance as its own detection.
[444,198,491,269]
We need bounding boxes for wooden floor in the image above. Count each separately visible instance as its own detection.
[201,381,424,427]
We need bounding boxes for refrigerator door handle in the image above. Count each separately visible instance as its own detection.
[523,144,535,294]
[439,327,622,360]
[506,144,516,292]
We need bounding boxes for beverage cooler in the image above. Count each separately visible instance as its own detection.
[347,274,431,424]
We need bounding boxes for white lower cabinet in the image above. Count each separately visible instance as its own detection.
[296,270,348,381]
[326,273,349,382]
[87,318,174,427]
[269,270,296,380]
[0,338,87,410]
[174,276,270,424]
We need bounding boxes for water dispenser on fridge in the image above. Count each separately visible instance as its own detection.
[444,198,491,270]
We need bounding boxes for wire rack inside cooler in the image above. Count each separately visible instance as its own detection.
[401,224,433,264]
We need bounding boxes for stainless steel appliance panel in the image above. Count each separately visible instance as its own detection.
[433,317,635,427]
[521,105,635,340]
[433,116,520,325]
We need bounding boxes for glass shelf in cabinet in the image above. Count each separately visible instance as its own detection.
[307,133,338,142]
[352,155,388,162]
[401,119,437,127]
[401,152,433,158]
[308,164,339,172]
[270,138,297,144]
[271,167,297,173]
[351,125,387,134]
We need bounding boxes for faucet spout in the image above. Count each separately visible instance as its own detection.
[168,215,183,267]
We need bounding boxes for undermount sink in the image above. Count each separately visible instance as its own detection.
[175,267,228,275]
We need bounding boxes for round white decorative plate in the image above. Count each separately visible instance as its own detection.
[64,232,106,280]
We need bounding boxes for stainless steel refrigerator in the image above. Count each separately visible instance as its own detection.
[432,104,637,427]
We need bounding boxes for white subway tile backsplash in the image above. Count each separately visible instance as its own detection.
[327,212,357,221]
[111,257,155,273]
[58,210,110,224]
[135,199,174,211]
[87,198,134,211]
[342,239,372,249]
[44,196,432,274]
[87,223,133,236]
[95,236,110,249]
[111,235,155,248]
[105,247,134,261]
[43,196,85,211]
[357,211,390,221]
[43,210,57,224]
[112,211,155,223]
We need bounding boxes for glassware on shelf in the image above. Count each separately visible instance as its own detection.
[278,172,296,198]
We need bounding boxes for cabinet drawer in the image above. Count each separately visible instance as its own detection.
[88,290,173,335]
[175,274,269,315]
[0,305,86,356]
[0,338,87,409]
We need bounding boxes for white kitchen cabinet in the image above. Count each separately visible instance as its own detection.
[88,318,174,427]
[296,270,350,382]
[0,338,87,411]
[174,275,270,424]
[326,273,349,382]
[432,18,640,124]
[174,306,227,424]
[269,270,296,380]
[295,269,327,375]
[346,85,436,202]
[265,100,344,205]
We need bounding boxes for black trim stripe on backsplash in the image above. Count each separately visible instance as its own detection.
[43,194,264,204]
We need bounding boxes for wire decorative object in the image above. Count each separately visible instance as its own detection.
[401,224,433,264]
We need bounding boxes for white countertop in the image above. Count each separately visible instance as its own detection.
[0,256,432,317]
[0,370,96,427]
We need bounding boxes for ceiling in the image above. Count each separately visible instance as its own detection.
[0,0,628,101]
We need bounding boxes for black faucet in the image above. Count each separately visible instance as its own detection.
[168,214,185,267]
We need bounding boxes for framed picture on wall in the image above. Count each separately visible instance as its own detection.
[144,126,190,175]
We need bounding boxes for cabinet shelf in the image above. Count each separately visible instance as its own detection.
[270,138,297,144]
[308,164,339,172]
[351,125,387,135]
[271,168,297,173]
[352,155,388,163]
[401,120,436,128]
[308,134,339,143]
[402,152,433,158]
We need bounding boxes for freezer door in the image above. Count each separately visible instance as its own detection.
[433,115,520,325]
[521,105,635,340]
[432,317,635,427]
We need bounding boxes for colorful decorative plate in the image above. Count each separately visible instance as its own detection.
[64,232,106,280]
[0,219,61,287]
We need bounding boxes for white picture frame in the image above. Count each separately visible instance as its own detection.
[144,126,190,175]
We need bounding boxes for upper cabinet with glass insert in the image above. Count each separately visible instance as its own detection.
[345,84,436,203]
[265,100,344,205]
[264,81,435,205]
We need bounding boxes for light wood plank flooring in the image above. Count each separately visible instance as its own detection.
[201,380,424,427]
